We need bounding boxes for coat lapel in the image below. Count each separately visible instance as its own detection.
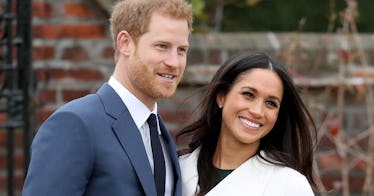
[207,153,274,196]
[97,84,157,195]
[179,148,200,196]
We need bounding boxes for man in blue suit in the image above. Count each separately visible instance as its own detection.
[22,0,193,195]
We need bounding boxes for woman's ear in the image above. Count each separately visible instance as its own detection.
[216,93,224,108]
[116,30,133,56]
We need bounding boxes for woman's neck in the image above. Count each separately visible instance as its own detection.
[212,136,259,170]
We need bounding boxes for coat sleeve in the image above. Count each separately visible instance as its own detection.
[22,110,94,196]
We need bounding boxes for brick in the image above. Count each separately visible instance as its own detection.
[351,70,374,77]
[317,135,336,149]
[0,173,25,190]
[353,158,370,170]
[61,24,106,38]
[32,24,59,39]
[63,2,97,19]
[0,43,18,59]
[0,131,4,146]
[45,68,69,80]
[317,153,343,170]
[33,45,55,60]
[0,113,6,123]
[319,175,366,192]
[0,131,23,148]
[33,24,106,39]
[187,49,204,65]
[0,2,16,14]
[0,45,18,61]
[159,109,191,124]
[17,154,25,170]
[208,49,222,64]
[318,152,374,171]
[101,46,114,59]
[69,67,104,81]
[32,1,54,18]
[37,67,104,81]
[0,153,3,170]
[39,89,56,104]
[0,72,3,87]
[62,45,88,62]
[0,152,24,170]
[36,68,55,82]
[348,176,366,192]
[0,175,5,189]
[38,109,55,124]
[62,89,90,102]
[320,175,342,193]
[13,130,23,148]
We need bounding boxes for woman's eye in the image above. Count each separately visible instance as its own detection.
[266,101,278,108]
[243,92,254,99]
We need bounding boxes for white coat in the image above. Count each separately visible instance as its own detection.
[179,147,315,196]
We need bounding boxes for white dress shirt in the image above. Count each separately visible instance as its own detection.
[108,76,174,196]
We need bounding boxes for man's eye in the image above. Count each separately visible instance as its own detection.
[157,44,167,49]
[178,47,187,54]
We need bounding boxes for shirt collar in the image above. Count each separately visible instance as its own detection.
[108,76,157,129]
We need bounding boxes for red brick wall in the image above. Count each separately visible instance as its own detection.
[0,1,113,195]
[31,0,113,125]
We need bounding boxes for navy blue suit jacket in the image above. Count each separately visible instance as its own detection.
[22,83,182,196]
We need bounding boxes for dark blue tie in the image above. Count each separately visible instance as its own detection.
[147,114,166,196]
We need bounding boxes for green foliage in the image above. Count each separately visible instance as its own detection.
[189,0,209,32]
[191,0,374,33]
[190,0,206,19]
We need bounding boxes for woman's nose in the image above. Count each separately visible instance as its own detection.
[248,101,264,118]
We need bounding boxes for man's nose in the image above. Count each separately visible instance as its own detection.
[164,49,179,68]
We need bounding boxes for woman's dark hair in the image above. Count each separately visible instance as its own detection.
[176,51,317,195]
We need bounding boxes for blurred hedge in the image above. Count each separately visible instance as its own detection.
[197,0,373,32]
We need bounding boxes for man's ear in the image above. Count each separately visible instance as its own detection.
[116,30,133,56]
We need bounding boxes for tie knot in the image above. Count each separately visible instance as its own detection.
[147,114,157,128]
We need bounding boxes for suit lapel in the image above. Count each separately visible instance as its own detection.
[97,84,157,195]
[112,114,156,195]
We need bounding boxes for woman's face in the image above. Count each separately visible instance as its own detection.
[217,68,284,151]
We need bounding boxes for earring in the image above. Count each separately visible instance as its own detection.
[218,104,222,108]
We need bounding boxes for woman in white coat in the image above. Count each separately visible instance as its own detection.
[177,52,318,196]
